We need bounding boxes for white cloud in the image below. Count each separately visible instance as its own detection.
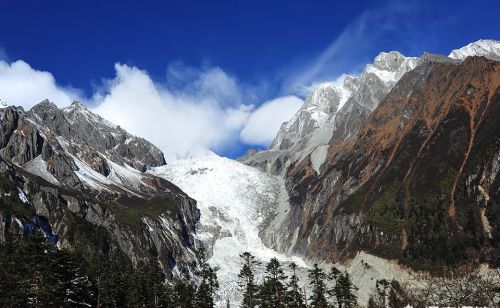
[240,95,303,146]
[0,58,302,158]
[92,63,254,160]
[0,60,80,108]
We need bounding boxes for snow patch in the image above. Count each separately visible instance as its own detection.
[17,188,29,203]
[310,145,329,174]
[22,156,60,185]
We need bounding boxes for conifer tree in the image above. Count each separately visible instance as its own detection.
[159,282,177,307]
[195,247,219,308]
[329,266,342,281]
[367,296,377,308]
[20,231,58,306]
[238,252,260,308]
[128,262,149,307]
[286,262,306,308]
[334,272,357,308]
[308,264,328,308]
[174,272,197,308]
[258,257,287,307]
[88,250,109,308]
[105,250,132,307]
[145,247,167,307]
[51,248,93,306]
[0,236,29,307]
[388,288,400,308]
[327,266,342,307]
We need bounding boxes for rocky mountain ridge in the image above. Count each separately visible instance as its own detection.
[0,100,199,278]
[449,39,500,61]
[239,51,419,175]
[240,40,500,178]
[250,40,500,271]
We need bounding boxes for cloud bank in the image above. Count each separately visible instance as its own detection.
[0,59,302,159]
[0,60,80,109]
[240,96,302,145]
[93,63,256,160]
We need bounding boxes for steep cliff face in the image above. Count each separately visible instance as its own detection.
[281,56,500,270]
[0,101,199,278]
[239,51,418,176]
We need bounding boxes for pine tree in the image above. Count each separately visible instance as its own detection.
[285,262,306,308]
[367,296,377,308]
[20,231,58,306]
[195,247,219,308]
[158,282,176,307]
[51,248,93,307]
[0,236,30,307]
[238,252,260,308]
[388,288,400,308]
[88,250,110,308]
[329,266,342,281]
[174,272,197,308]
[146,247,167,307]
[308,264,328,308]
[258,257,287,308]
[388,280,405,308]
[128,262,149,307]
[334,272,357,308]
[374,279,390,308]
[327,266,342,307]
[103,250,132,307]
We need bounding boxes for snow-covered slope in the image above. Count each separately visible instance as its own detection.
[151,153,308,306]
[449,39,500,61]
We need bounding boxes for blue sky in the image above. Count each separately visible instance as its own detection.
[1,0,499,159]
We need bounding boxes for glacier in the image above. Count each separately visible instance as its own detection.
[151,153,309,306]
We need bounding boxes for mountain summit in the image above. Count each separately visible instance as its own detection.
[241,41,500,276]
[0,100,199,277]
[449,39,500,61]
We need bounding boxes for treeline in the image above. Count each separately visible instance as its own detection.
[237,252,357,308]
[0,232,356,308]
[1,233,498,307]
[0,232,218,307]
[367,270,499,307]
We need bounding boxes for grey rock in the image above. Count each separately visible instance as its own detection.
[0,101,200,278]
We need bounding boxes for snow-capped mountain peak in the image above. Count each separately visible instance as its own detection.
[363,51,418,84]
[448,39,500,61]
[244,50,419,175]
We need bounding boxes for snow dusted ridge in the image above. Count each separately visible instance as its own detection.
[280,50,418,155]
[449,39,500,61]
[242,51,418,175]
[151,153,308,306]
[242,40,500,177]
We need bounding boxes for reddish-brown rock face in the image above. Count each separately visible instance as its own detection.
[284,56,500,270]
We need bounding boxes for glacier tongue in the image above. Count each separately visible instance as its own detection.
[151,153,308,306]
